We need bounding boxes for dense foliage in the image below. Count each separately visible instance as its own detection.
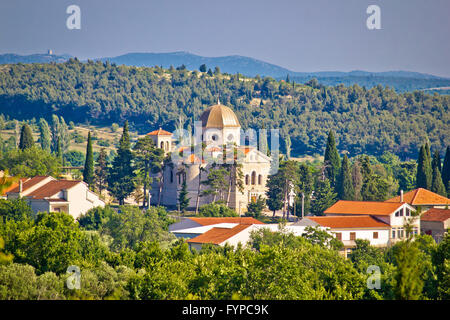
[0,61,448,158]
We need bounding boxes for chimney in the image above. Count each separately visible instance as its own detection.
[19,180,23,193]
[400,190,404,202]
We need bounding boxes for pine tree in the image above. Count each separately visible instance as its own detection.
[83,131,94,187]
[107,121,136,205]
[311,178,337,216]
[18,124,34,150]
[337,154,355,200]
[39,118,51,152]
[178,178,190,213]
[442,146,450,196]
[416,145,432,189]
[324,130,340,188]
[95,148,108,196]
[431,165,447,197]
[265,172,284,217]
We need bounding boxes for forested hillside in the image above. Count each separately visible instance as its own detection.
[0,59,448,159]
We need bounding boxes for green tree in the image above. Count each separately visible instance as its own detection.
[95,148,108,196]
[199,64,207,72]
[178,178,190,213]
[38,118,51,153]
[83,131,94,187]
[336,154,355,200]
[442,146,450,196]
[311,178,336,216]
[265,172,284,217]
[246,196,265,218]
[107,121,136,205]
[324,131,340,188]
[19,124,34,150]
[416,145,432,189]
[198,203,237,217]
[431,165,446,196]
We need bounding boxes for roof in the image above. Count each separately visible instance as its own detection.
[8,176,52,193]
[26,180,81,199]
[307,216,390,229]
[324,200,406,216]
[421,208,450,222]
[188,217,264,226]
[147,128,172,136]
[0,178,27,196]
[200,104,240,128]
[187,224,251,245]
[385,188,450,205]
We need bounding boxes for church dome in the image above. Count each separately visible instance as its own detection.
[200,103,241,128]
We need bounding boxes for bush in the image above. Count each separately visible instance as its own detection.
[198,203,237,217]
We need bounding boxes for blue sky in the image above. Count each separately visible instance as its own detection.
[1,0,449,77]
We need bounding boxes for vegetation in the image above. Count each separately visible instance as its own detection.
[0,61,448,158]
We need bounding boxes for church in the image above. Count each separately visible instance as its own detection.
[146,102,273,213]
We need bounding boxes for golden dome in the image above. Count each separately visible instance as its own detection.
[200,103,241,128]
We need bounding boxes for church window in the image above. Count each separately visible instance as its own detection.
[258,174,262,185]
[227,134,234,141]
[160,141,164,150]
[166,141,169,150]
[245,174,249,185]
[251,171,256,185]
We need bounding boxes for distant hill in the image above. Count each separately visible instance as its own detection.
[1,51,450,92]
[0,53,71,64]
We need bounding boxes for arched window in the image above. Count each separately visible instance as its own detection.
[251,171,256,185]
[170,170,173,183]
[166,141,169,151]
[245,174,249,185]
[160,141,164,150]
[258,174,262,185]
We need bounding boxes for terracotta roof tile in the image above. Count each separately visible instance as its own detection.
[386,188,450,205]
[421,208,450,222]
[324,200,405,216]
[26,180,81,199]
[187,224,251,244]
[189,217,264,226]
[8,176,51,193]
[308,215,390,229]
[147,128,172,136]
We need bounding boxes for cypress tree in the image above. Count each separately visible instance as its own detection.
[178,178,190,213]
[416,145,432,189]
[107,121,136,205]
[83,131,94,187]
[337,154,355,200]
[18,124,34,150]
[442,146,450,196]
[311,178,337,216]
[431,165,446,197]
[39,118,51,152]
[324,130,341,187]
[432,150,442,173]
[95,148,108,196]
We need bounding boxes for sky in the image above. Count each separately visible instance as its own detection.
[0,0,449,77]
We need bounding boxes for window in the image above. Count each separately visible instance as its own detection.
[405,208,410,216]
[227,134,234,141]
[258,174,262,185]
[251,171,256,185]
[160,141,164,149]
[398,228,404,239]
[392,229,396,239]
[373,232,378,239]
[166,141,169,151]
[170,170,174,183]
[245,175,249,185]
[335,233,342,241]
[350,232,356,240]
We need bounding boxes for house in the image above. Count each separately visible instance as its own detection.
[420,208,450,243]
[385,188,450,211]
[170,217,323,250]
[7,176,105,219]
[296,215,391,257]
[324,200,419,245]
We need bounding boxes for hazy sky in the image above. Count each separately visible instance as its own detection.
[1,0,449,77]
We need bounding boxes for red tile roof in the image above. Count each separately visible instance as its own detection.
[146,128,172,136]
[8,176,52,193]
[187,224,252,244]
[385,188,450,205]
[308,215,390,229]
[324,200,405,216]
[421,208,450,222]
[26,180,81,199]
[188,217,264,226]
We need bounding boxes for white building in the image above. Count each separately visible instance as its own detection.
[7,176,105,219]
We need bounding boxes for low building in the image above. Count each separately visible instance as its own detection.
[420,208,450,243]
[297,215,391,257]
[324,200,419,245]
[7,176,105,219]
[385,188,450,211]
